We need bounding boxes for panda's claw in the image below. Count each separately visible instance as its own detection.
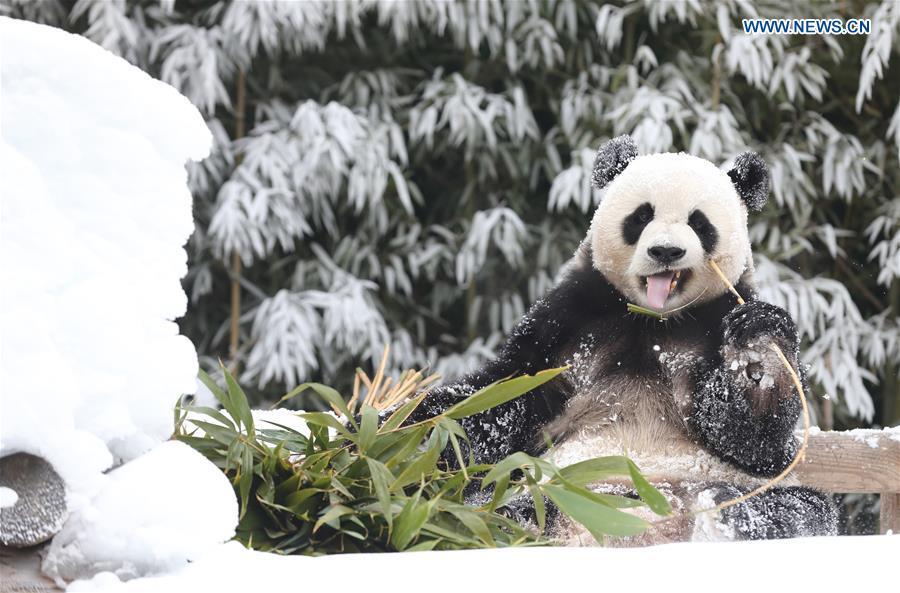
[722,300,798,352]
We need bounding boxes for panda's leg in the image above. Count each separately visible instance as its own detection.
[694,484,838,540]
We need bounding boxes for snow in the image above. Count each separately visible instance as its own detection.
[845,427,898,448]
[42,441,237,584]
[0,487,19,508]
[0,16,209,495]
[888,425,900,443]
[250,408,319,436]
[191,377,219,408]
[0,16,237,584]
[184,408,341,442]
[67,535,899,593]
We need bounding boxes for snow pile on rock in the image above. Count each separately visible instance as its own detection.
[43,442,237,583]
[0,16,235,581]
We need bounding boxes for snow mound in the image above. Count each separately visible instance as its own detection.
[42,441,237,583]
[1,16,229,582]
[0,15,210,506]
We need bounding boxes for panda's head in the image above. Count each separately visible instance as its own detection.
[587,135,768,312]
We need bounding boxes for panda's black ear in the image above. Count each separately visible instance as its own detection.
[727,152,769,211]
[591,135,638,190]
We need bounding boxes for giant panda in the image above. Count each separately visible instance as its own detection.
[407,135,838,544]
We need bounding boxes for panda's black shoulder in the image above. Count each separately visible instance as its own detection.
[497,251,624,364]
[545,248,626,317]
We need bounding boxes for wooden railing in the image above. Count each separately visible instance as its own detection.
[795,429,900,534]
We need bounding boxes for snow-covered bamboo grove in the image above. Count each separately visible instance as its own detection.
[4,0,898,430]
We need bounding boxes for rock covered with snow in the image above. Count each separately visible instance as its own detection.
[0,453,67,546]
[42,441,237,583]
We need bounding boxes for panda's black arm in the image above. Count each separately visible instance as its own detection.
[690,299,805,477]
[404,296,571,466]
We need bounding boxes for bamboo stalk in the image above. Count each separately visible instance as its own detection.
[349,370,362,413]
[349,346,439,413]
[228,68,247,373]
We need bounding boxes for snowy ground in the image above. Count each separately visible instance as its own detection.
[69,535,898,593]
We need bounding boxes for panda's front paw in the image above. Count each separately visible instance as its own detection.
[722,300,798,351]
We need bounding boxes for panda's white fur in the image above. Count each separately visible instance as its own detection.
[590,152,752,313]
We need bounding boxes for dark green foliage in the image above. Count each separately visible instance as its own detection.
[177,366,670,554]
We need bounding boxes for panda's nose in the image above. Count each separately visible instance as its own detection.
[648,245,686,264]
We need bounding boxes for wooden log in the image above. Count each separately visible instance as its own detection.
[794,429,900,494]
[881,492,900,535]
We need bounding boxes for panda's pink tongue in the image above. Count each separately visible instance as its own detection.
[646,271,675,310]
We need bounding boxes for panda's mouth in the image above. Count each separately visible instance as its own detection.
[643,269,689,310]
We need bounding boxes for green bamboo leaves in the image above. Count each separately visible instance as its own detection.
[443,366,568,419]
[177,364,669,554]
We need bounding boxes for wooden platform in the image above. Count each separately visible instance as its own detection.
[795,429,900,533]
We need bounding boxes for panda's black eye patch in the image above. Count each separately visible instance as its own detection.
[688,209,718,253]
[622,203,654,245]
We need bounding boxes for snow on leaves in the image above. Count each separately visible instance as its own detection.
[410,72,539,158]
[13,0,898,419]
[855,0,900,113]
[209,101,412,265]
[456,207,528,286]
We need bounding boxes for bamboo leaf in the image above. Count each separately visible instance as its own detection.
[481,451,535,486]
[627,459,672,516]
[366,458,395,529]
[298,412,348,435]
[278,383,355,429]
[378,425,429,468]
[541,484,650,538]
[525,477,546,533]
[448,508,495,547]
[357,405,378,452]
[404,538,441,552]
[444,367,567,420]
[555,456,632,486]
[391,445,441,491]
[238,444,254,519]
[222,365,255,440]
[198,369,228,406]
[381,392,428,431]
[391,493,433,550]
[183,405,237,431]
[313,504,354,533]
